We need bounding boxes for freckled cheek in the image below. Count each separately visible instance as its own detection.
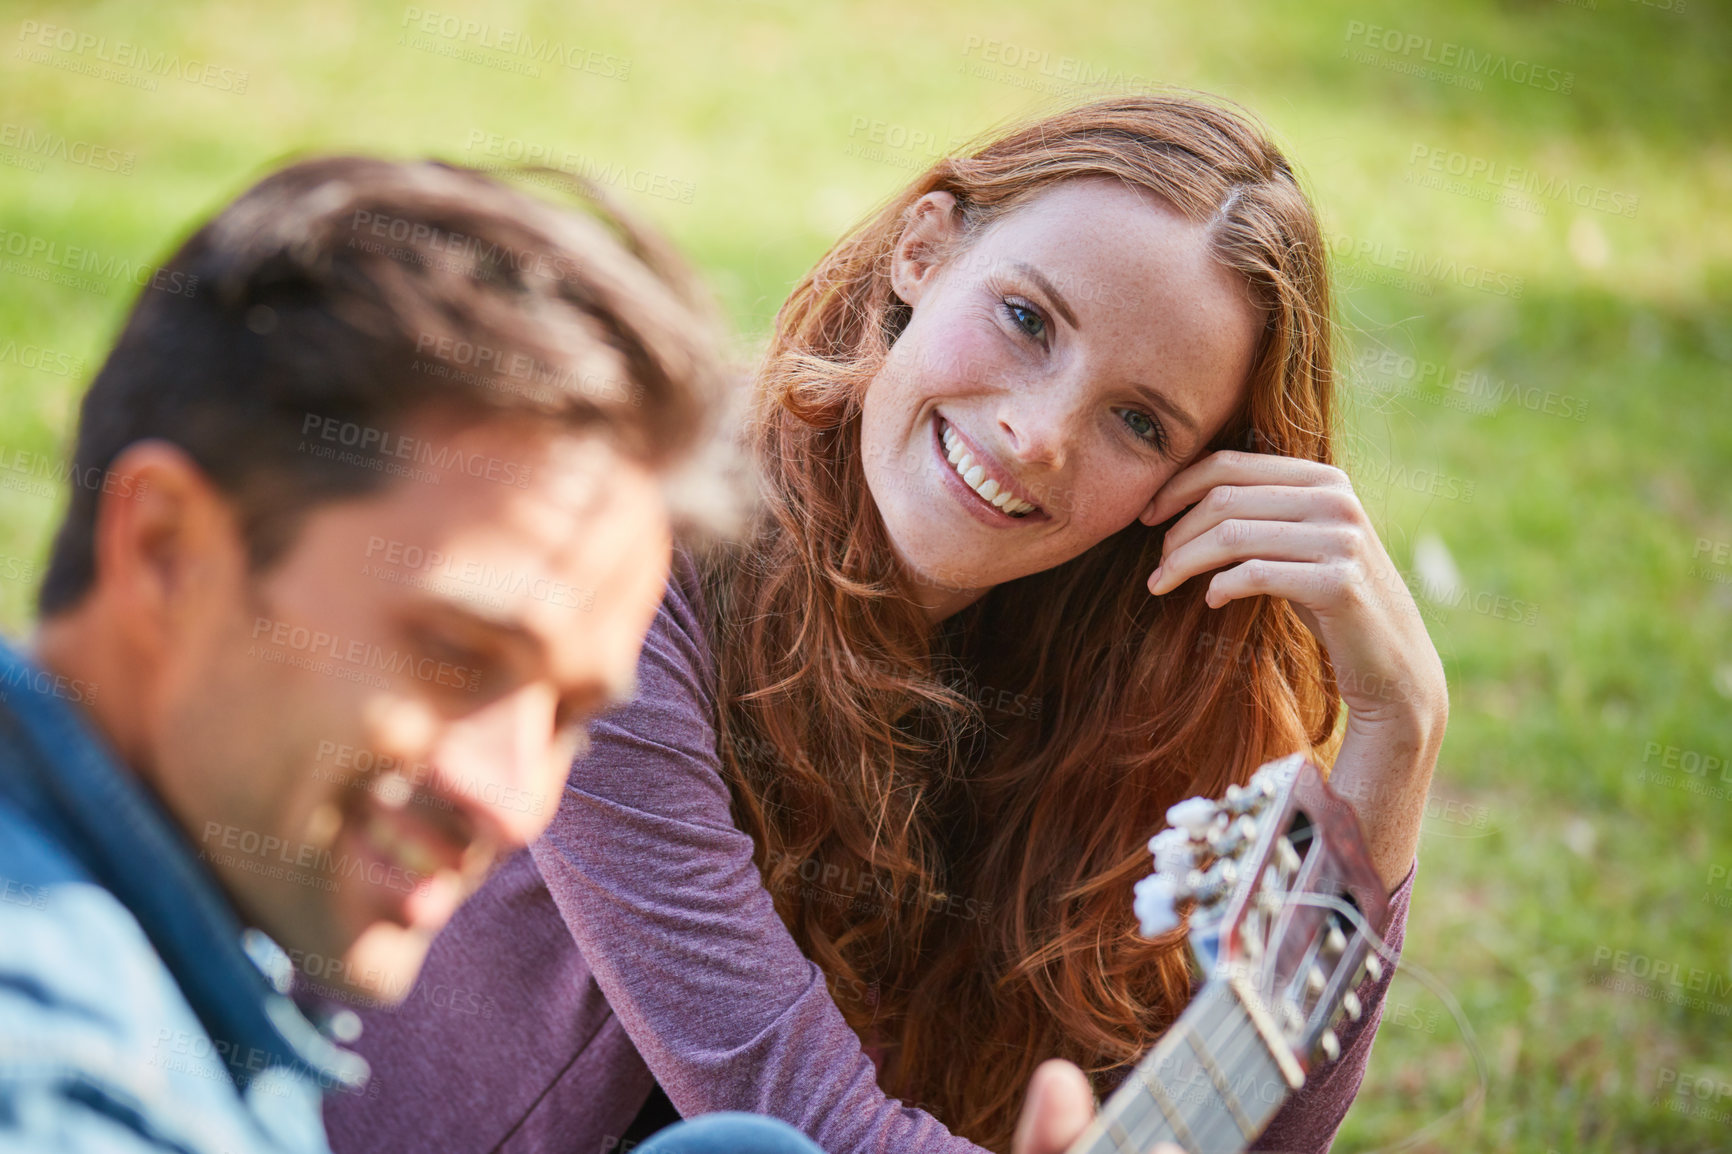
[905,313,1010,397]
[1064,465,1166,534]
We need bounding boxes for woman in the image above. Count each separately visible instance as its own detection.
[327,93,1444,1154]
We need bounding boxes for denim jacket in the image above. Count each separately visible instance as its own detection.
[0,639,368,1152]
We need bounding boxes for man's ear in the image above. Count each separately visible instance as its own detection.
[93,441,247,655]
[890,191,964,309]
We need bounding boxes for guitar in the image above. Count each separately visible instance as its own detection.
[1065,753,1394,1154]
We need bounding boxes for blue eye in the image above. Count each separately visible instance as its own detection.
[1119,408,1167,452]
[1004,300,1046,341]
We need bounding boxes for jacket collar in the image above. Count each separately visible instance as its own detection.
[0,639,368,1094]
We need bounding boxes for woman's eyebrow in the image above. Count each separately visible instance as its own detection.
[1010,260,1079,329]
[1129,381,1202,440]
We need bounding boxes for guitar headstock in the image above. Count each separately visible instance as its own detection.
[1134,753,1391,1073]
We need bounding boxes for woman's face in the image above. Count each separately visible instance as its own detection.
[860,178,1263,618]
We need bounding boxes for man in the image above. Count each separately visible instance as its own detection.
[0,155,754,1153]
[0,154,1125,1154]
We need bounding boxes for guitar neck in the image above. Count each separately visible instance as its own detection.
[1069,976,1306,1154]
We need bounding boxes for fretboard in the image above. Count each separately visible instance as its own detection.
[1069,976,1305,1154]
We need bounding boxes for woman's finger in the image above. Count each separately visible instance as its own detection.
[1142,450,1348,526]
[1200,557,1355,610]
[1149,520,1360,596]
[1159,483,1364,561]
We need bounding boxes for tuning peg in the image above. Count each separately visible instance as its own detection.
[1275,836,1302,876]
[1341,990,1362,1022]
[1318,1029,1340,1062]
[1323,926,1347,955]
[1147,828,1195,877]
[1306,965,1326,995]
[1133,874,1181,937]
[1165,796,1218,835]
[1249,760,1296,797]
[1207,815,1260,857]
[1364,955,1384,983]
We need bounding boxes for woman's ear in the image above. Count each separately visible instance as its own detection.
[890,191,962,308]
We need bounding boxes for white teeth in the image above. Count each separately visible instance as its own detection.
[367,816,399,856]
[939,421,1038,518]
[366,813,438,877]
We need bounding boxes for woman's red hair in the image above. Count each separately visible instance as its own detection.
[702,92,1341,1151]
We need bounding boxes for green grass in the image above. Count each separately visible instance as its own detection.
[2,1,1729,1150]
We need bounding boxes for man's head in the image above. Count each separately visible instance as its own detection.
[32,157,727,1001]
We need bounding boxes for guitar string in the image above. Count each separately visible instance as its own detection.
[1095,883,1428,1154]
[1278,891,1489,1154]
[1094,985,1285,1154]
[1096,877,1339,1154]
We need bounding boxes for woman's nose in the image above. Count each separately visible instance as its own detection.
[996,391,1077,472]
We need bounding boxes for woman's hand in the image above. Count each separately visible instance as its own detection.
[1143,450,1448,890]
[1013,1060,1185,1154]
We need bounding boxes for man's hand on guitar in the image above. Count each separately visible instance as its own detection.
[1012,1060,1183,1154]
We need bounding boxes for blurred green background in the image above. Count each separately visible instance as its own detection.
[1,1,1728,1150]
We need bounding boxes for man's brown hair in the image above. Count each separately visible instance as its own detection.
[39,155,726,616]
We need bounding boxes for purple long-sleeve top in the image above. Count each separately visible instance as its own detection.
[325,558,1415,1154]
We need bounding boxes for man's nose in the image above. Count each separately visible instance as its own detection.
[432,690,561,852]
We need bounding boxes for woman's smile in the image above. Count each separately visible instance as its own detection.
[931,414,1048,526]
